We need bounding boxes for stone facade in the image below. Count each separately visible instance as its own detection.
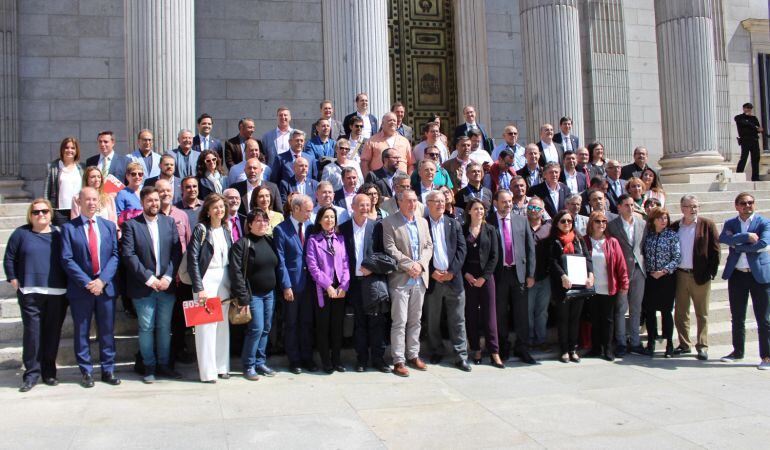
[6,0,768,195]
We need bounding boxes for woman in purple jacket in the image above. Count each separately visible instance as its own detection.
[306,206,351,373]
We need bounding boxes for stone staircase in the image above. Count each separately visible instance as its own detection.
[0,181,768,369]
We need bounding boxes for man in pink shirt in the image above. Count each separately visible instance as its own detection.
[361,112,412,177]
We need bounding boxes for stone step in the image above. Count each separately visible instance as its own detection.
[0,297,19,318]
[670,208,770,224]
[0,310,137,341]
[665,180,770,193]
[0,335,139,370]
[0,181,33,203]
[664,189,770,203]
[0,203,29,217]
[0,215,26,229]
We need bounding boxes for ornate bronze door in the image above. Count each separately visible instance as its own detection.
[388,0,458,138]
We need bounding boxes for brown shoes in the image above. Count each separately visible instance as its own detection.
[392,363,410,377]
[407,357,427,371]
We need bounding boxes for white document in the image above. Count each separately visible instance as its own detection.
[565,255,588,285]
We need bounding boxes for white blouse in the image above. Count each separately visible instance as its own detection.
[590,237,609,295]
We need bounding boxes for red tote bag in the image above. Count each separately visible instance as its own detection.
[182,297,224,327]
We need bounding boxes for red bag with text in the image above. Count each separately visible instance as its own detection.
[182,297,224,327]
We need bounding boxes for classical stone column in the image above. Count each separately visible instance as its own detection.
[0,0,20,178]
[322,0,391,125]
[655,0,727,183]
[453,0,491,129]
[520,0,584,141]
[124,0,196,154]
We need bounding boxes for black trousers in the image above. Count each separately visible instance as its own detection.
[171,282,192,358]
[736,140,761,181]
[643,273,676,342]
[350,277,387,367]
[556,298,585,353]
[494,266,529,356]
[314,293,345,367]
[590,294,615,353]
[19,293,68,382]
[728,270,770,358]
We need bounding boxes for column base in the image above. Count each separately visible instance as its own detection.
[759,152,770,181]
[658,151,734,185]
[0,178,33,202]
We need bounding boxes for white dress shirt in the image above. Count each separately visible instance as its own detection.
[353,219,368,276]
[358,112,372,139]
[677,219,697,269]
[736,214,755,270]
[564,170,578,194]
[275,128,291,155]
[541,141,559,163]
[429,216,449,271]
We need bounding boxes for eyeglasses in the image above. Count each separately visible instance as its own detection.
[129,172,144,177]
[205,158,217,163]
[593,219,608,224]
[526,205,543,212]
[559,219,573,224]
[31,209,50,216]
[352,124,363,129]
[425,153,439,158]
[682,204,699,209]
[739,200,755,206]
[338,147,350,151]
[253,218,269,224]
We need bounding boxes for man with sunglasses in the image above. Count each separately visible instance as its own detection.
[492,125,526,169]
[410,145,453,192]
[719,193,770,369]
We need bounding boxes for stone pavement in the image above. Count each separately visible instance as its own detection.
[1,343,769,449]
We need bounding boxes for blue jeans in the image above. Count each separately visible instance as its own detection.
[242,292,275,369]
[528,279,551,345]
[133,291,175,368]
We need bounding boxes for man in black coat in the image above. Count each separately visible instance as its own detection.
[527,162,570,219]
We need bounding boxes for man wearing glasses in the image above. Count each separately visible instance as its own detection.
[719,193,770,369]
[492,125,526,170]
[364,148,403,199]
[410,145,453,192]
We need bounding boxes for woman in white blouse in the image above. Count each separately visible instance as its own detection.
[322,139,363,191]
[43,137,84,225]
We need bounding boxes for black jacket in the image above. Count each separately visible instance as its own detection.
[361,252,397,314]
[187,223,233,293]
[549,235,593,301]
[228,234,279,306]
[426,215,467,294]
[461,222,498,281]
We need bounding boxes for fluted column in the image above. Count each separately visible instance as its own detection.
[520,0,584,141]
[655,0,727,182]
[0,0,20,177]
[124,0,196,154]
[453,0,491,129]
[322,0,391,124]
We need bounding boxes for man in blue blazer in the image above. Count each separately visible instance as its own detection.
[192,113,224,159]
[274,194,317,374]
[527,162,571,219]
[719,192,770,369]
[121,186,183,382]
[271,131,318,184]
[261,107,294,168]
[453,105,492,152]
[60,187,121,387]
[86,130,130,184]
[553,116,580,153]
[169,129,200,180]
[130,129,163,179]
[278,156,318,205]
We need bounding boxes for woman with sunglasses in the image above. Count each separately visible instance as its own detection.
[322,138,364,192]
[115,161,145,219]
[584,211,629,361]
[642,207,681,358]
[4,199,68,392]
[196,149,229,199]
[358,183,388,220]
[44,137,84,226]
[549,210,594,363]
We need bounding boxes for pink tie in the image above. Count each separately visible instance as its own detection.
[231,217,240,242]
[88,219,100,275]
[502,218,514,266]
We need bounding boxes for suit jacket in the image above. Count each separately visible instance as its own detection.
[559,171,588,194]
[143,175,182,204]
[426,215,466,294]
[516,165,543,190]
[333,188,356,210]
[167,147,200,179]
[620,163,648,181]
[364,168,396,197]
[129,150,162,179]
[605,178,627,213]
[381,212,433,287]
[553,132,579,152]
[225,135,263,169]
[442,157,469,192]
[536,141,564,167]
[261,127,294,168]
[271,151,319,185]
[339,218,376,275]
[527,182,570,219]
[487,212,536,284]
[85,153,129,184]
[719,214,770,284]
[343,112,378,138]
[231,179,282,215]
[454,184,493,211]
[120,214,182,298]
[305,232,350,307]
[461,222,498,281]
[312,118,344,141]
[60,216,120,298]
[197,174,229,200]
[274,218,313,291]
[671,217,720,285]
[279,177,319,206]
[397,123,414,144]
[192,134,223,158]
[607,215,646,277]
[453,123,492,152]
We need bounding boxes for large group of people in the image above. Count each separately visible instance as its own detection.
[5,96,770,393]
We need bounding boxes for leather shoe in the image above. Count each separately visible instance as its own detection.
[355,365,366,373]
[392,363,409,377]
[569,351,581,363]
[455,360,472,372]
[81,373,95,388]
[101,372,122,385]
[673,345,692,355]
[302,361,319,372]
[376,364,391,374]
[218,373,230,380]
[19,380,35,392]
[289,365,302,375]
[429,354,442,364]
[516,351,539,365]
[697,349,708,361]
[407,357,427,371]
[323,365,334,374]
[256,365,276,377]
[157,366,182,380]
[602,351,616,362]
[142,374,156,384]
[334,365,346,373]
[43,377,59,386]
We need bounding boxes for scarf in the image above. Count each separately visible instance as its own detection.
[206,172,223,194]
[323,231,336,256]
[558,230,576,254]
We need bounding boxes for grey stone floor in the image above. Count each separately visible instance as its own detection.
[1,343,769,449]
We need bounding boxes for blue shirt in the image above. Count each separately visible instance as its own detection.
[401,213,421,286]
[305,137,336,163]
[115,187,142,214]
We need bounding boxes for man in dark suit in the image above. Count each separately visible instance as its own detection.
[169,129,200,180]
[223,188,248,242]
[620,146,650,180]
[364,148,401,198]
[224,117,257,169]
[274,194,317,374]
[343,92,378,139]
[314,100,344,140]
[559,150,588,194]
[527,162,570,219]
[271,130,318,185]
[536,123,564,167]
[517,143,543,190]
[333,166,359,212]
[339,193,390,373]
[454,161,493,211]
[453,105,492,152]
[392,102,414,144]
[488,189,537,364]
[120,186,182,383]
[60,187,122,388]
[144,154,182,204]
[231,157,282,215]
[279,156,319,205]
[735,103,764,181]
[605,160,627,213]
[86,130,129,184]
[192,113,224,159]
[424,191,470,371]
[553,116,579,153]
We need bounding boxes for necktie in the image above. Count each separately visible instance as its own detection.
[502,218,514,266]
[231,217,240,242]
[203,137,208,151]
[87,219,100,276]
[100,157,109,178]
[298,222,304,246]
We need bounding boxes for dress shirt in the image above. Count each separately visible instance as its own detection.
[143,214,163,283]
[527,166,541,187]
[469,148,493,166]
[296,178,308,195]
[677,219,697,269]
[420,183,435,204]
[353,218,368,276]
[176,150,194,179]
[492,143,526,170]
[429,216,449,271]
[457,158,471,188]
[496,214,515,266]
[343,188,356,211]
[358,112,372,139]
[81,215,101,269]
[401,213,421,286]
[562,134,573,152]
[245,181,259,212]
[98,152,113,174]
[540,141,559,164]
[199,135,210,151]
[609,178,623,198]
[547,183,560,210]
[564,170,578,194]
[622,217,635,245]
[511,197,530,217]
[736,214,755,269]
[275,128,291,155]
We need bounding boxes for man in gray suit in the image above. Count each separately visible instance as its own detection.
[607,194,647,357]
[382,189,433,377]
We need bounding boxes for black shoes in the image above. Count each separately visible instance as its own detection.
[101,372,122,385]
[629,345,647,356]
[696,349,708,361]
[515,350,539,365]
[429,354,443,364]
[19,380,36,392]
[602,351,616,362]
[455,360,472,372]
[673,345,692,355]
[375,364,391,374]
[81,373,95,388]
[289,365,302,374]
[256,364,276,377]
[157,366,182,380]
[302,361,319,372]
[664,342,674,359]
[43,377,59,386]
[217,373,230,380]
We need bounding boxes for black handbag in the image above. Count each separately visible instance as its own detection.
[565,287,596,300]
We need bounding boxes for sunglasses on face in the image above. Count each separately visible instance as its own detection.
[129,172,144,177]
[739,201,754,206]
[559,219,573,224]
[593,219,608,224]
[526,205,542,212]
[425,153,439,158]
[31,209,50,216]
[352,124,363,129]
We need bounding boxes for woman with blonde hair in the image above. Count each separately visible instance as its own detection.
[70,166,117,224]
